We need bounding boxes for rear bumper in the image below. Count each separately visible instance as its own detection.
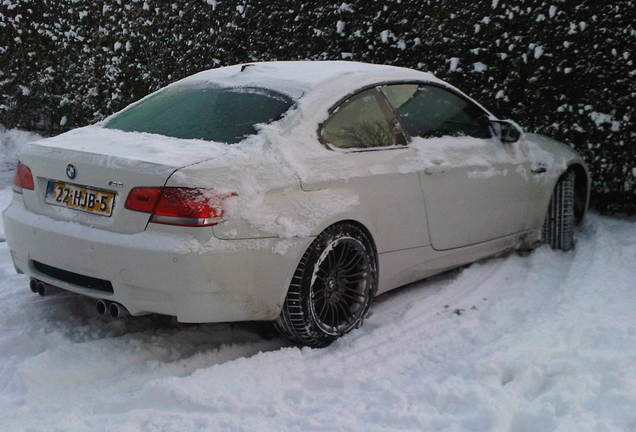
[2,197,310,322]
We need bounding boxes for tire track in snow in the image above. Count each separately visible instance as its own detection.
[307,254,534,374]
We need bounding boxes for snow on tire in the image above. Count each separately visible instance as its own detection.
[542,170,576,251]
[275,223,377,347]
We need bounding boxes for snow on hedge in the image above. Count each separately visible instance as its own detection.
[0,0,634,212]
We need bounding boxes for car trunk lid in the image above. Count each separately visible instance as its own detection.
[17,126,229,234]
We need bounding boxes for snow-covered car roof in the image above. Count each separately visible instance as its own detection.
[177,61,440,100]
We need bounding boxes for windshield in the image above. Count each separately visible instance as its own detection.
[104,85,294,143]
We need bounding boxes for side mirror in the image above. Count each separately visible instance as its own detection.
[490,119,522,144]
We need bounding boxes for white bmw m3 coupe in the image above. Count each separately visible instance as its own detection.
[3,61,589,346]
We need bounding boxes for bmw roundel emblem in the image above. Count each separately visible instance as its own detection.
[66,164,77,179]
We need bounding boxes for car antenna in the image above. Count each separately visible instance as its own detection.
[241,64,255,72]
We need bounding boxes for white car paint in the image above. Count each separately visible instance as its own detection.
[2,61,589,323]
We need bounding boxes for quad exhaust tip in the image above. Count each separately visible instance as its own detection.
[29,279,39,294]
[108,302,129,319]
[29,279,61,296]
[28,279,129,317]
[95,299,108,315]
[95,299,129,319]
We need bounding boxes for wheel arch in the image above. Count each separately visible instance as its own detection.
[310,214,379,252]
[308,218,379,276]
[333,219,378,256]
[278,218,379,300]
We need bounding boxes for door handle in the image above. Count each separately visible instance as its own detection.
[531,166,547,174]
[424,166,447,175]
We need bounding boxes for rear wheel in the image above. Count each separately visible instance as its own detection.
[542,170,576,251]
[275,223,377,347]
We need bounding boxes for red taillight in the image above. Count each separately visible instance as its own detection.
[124,187,163,213]
[13,161,35,193]
[125,187,234,227]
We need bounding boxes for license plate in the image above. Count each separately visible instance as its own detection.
[45,181,116,217]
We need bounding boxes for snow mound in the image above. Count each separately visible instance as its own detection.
[0,214,635,430]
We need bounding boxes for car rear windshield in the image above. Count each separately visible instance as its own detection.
[103,85,294,143]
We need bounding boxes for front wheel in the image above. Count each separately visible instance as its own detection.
[542,170,576,251]
[275,223,378,347]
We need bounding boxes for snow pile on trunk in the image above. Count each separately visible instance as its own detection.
[28,125,234,170]
[0,212,634,430]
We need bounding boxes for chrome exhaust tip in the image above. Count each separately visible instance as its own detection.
[95,300,108,315]
[30,279,62,296]
[108,302,129,319]
[29,279,39,294]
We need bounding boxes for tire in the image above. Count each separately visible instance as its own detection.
[542,170,576,251]
[275,223,378,347]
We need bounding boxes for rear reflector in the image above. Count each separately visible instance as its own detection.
[13,161,35,193]
[125,187,235,227]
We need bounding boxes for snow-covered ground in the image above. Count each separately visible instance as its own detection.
[0,128,635,431]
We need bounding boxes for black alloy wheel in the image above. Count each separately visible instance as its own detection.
[275,223,377,347]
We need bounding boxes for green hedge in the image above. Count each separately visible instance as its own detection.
[1,0,634,212]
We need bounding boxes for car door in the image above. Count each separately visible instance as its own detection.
[298,86,431,253]
[380,83,533,250]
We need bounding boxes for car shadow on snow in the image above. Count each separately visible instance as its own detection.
[11,287,290,368]
[13,263,478,359]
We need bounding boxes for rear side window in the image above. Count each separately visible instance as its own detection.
[321,88,395,149]
[381,84,491,139]
[104,85,293,144]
